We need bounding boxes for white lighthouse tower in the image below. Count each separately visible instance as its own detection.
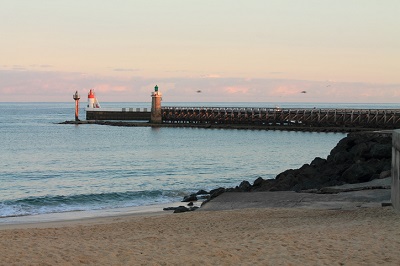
[87,89,100,108]
[73,91,80,121]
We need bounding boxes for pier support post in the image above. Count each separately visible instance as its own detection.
[151,85,162,123]
[392,130,400,211]
[73,91,80,121]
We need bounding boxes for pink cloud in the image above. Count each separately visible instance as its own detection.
[202,74,221,78]
[1,69,399,103]
[1,87,17,94]
[224,86,249,94]
[93,84,129,93]
[270,85,302,96]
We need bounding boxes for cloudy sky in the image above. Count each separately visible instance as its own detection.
[1,0,399,103]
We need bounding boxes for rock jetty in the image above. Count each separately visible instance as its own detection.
[177,131,392,207]
[248,131,391,192]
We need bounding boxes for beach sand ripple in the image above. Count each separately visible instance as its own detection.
[1,207,400,265]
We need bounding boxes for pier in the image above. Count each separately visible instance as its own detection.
[81,86,400,130]
[85,106,400,130]
[161,107,400,129]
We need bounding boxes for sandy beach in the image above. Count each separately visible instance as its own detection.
[1,206,400,265]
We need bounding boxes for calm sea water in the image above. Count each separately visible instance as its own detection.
[0,102,394,219]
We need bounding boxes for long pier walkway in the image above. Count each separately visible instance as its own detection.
[161,107,400,129]
[85,106,400,129]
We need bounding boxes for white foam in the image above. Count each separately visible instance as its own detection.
[0,201,187,225]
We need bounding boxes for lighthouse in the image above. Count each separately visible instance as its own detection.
[73,91,80,121]
[87,89,100,108]
[150,85,162,123]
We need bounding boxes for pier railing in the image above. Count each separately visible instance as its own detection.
[161,107,400,128]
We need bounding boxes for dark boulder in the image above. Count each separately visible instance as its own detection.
[163,207,177,211]
[164,205,199,213]
[332,151,353,164]
[173,206,190,213]
[379,170,391,179]
[349,142,369,158]
[196,189,209,195]
[250,178,277,192]
[209,187,226,199]
[369,144,392,159]
[310,157,327,167]
[341,162,374,183]
[252,177,264,187]
[182,194,198,202]
[236,180,251,192]
[270,173,298,191]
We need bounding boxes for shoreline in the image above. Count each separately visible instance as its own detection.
[1,177,392,229]
[0,201,189,229]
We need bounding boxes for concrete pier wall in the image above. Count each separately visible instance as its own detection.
[392,130,400,211]
[86,108,150,120]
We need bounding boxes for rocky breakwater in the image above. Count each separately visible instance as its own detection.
[195,132,392,206]
[172,132,392,211]
[247,131,392,192]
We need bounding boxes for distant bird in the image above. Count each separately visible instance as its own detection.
[196,90,202,93]
[326,85,331,87]
[301,91,307,94]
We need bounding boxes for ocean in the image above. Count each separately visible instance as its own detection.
[0,102,395,222]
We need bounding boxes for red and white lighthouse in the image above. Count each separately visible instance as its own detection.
[87,89,100,108]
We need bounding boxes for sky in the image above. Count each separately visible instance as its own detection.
[0,0,399,103]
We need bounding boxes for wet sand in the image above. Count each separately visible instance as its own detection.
[1,206,400,265]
